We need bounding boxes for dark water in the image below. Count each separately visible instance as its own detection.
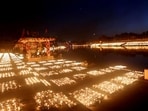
[58,47,148,71]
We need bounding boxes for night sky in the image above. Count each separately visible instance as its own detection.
[0,0,148,41]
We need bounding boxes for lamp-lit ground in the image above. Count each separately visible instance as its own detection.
[0,52,147,111]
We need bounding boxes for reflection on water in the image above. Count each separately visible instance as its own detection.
[60,46,148,71]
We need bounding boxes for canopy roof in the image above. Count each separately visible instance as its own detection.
[18,37,55,43]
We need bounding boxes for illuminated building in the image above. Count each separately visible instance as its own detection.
[13,30,55,61]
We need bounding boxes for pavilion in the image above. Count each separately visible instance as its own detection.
[13,30,55,61]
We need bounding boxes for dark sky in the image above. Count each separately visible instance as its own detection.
[0,0,148,41]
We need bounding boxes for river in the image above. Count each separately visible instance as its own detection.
[58,47,148,72]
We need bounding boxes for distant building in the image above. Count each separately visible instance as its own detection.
[14,29,55,60]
